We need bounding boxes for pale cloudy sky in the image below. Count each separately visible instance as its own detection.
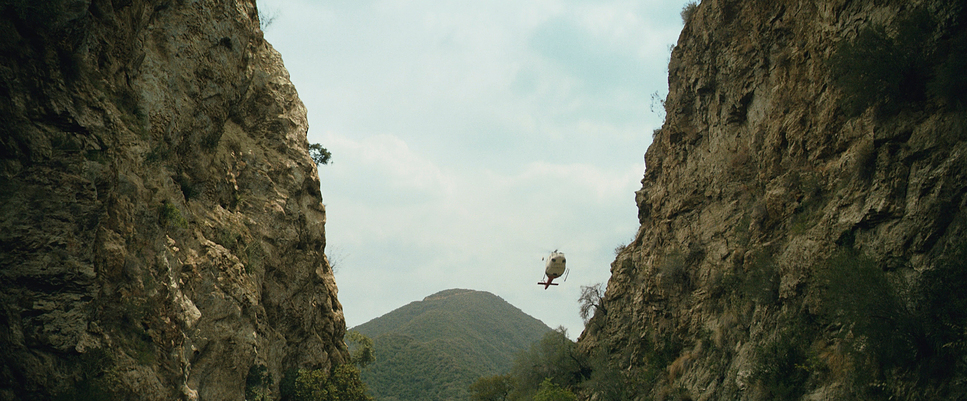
[257,0,692,338]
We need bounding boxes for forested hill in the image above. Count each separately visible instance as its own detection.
[352,289,551,400]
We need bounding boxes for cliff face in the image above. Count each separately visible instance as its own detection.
[0,1,345,399]
[581,0,967,399]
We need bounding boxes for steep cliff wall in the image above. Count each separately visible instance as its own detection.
[0,0,346,399]
[581,0,967,399]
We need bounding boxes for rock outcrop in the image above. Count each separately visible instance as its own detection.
[580,0,967,399]
[0,0,346,399]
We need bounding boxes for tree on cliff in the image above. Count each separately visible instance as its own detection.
[346,330,374,369]
[578,283,605,325]
[309,143,332,165]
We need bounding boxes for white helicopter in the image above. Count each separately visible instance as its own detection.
[539,250,568,290]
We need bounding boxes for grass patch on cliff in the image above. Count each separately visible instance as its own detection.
[752,314,821,400]
[54,349,122,401]
[245,364,272,401]
[571,328,685,401]
[659,250,688,290]
[789,171,826,234]
[214,227,264,274]
[914,240,967,389]
[680,1,698,25]
[829,6,967,116]
[157,202,188,229]
[812,243,967,399]
[817,249,913,367]
[717,249,779,309]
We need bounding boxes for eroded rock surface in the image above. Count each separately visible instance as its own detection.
[581,0,967,399]
[0,1,345,399]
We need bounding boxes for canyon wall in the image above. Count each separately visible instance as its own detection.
[581,0,967,399]
[0,0,346,399]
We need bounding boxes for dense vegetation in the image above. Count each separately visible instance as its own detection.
[278,364,372,401]
[470,324,683,401]
[829,4,967,116]
[257,331,375,401]
[469,328,588,401]
[352,289,551,401]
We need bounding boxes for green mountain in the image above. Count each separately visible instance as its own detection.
[352,289,552,401]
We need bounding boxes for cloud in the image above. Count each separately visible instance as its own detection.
[259,0,690,337]
[326,133,452,199]
[322,130,643,327]
[530,17,646,93]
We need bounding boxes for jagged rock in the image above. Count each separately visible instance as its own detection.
[0,0,346,399]
[581,0,967,399]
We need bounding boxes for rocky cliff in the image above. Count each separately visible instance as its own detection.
[581,0,967,400]
[0,0,347,399]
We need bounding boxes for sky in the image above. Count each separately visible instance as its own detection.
[256,0,693,338]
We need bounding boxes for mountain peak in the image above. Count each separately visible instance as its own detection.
[354,289,550,400]
[422,288,478,301]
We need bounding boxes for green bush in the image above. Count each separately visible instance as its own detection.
[752,317,819,400]
[176,175,200,201]
[587,330,682,400]
[145,145,170,164]
[54,378,116,401]
[158,202,188,229]
[201,130,222,151]
[309,143,332,165]
[245,364,271,401]
[829,24,912,116]
[804,242,967,398]
[927,31,967,106]
[346,331,375,369]
[680,1,699,25]
[487,319,684,399]
[829,8,967,116]
[469,374,514,401]
[817,249,914,367]
[504,328,588,400]
[659,250,688,290]
[54,349,119,401]
[282,364,372,401]
[533,378,576,401]
[916,241,967,383]
[580,350,640,401]
[719,250,779,307]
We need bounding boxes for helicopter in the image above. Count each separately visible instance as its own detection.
[539,250,568,290]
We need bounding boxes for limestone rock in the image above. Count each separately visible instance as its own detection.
[580,0,967,399]
[0,1,346,399]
